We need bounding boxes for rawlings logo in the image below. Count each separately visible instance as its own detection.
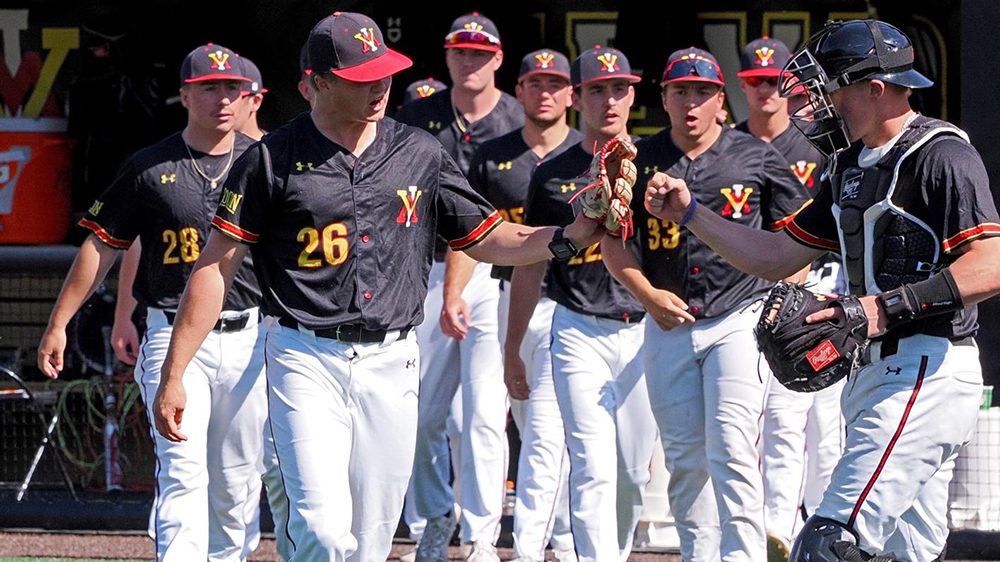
[720,184,754,219]
[597,52,619,73]
[396,185,422,227]
[535,52,555,69]
[755,46,775,67]
[207,50,230,71]
[791,160,817,188]
[806,339,841,372]
[354,28,380,53]
[841,170,863,200]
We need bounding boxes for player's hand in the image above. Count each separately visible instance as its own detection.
[645,172,692,223]
[37,327,67,379]
[504,351,530,400]
[564,212,605,250]
[440,297,470,340]
[641,288,696,331]
[111,318,140,365]
[806,294,886,337]
[153,378,188,442]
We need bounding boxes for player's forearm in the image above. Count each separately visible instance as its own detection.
[946,236,1000,305]
[444,248,478,303]
[505,262,546,355]
[466,222,557,265]
[48,235,121,330]
[600,236,660,309]
[114,241,141,324]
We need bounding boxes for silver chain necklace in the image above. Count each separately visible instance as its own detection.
[184,140,235,189]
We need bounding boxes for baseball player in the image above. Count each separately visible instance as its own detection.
[467,48,582,562]
[602,47,810,562]
[733,36,845,560]
[644,19,1000,562]
[394,12,525,562]
[37,43,268,562]
[149,12,604,562]
[508,46,657,562]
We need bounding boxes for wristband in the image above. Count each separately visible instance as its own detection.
[876,269,963,331]
[679,197,698,227]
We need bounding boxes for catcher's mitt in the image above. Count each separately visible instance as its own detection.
[568,137,638,239]
[754,282,870,392]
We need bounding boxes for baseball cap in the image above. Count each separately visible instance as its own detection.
[239,57,268,94]
[738,37,792,77]
[404,77,448,104]
[308,11,413,82]
[518,49,571,82]
[571,46,641,88]
[180,43,250,84]
[660,47,725,86]
[443,12,502,52]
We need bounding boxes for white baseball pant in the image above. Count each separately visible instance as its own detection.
[550,304,657,562]
[498,289,574,559]
[410,261,509,544]
[264,321,419,562]
[644,302,768,562]
[814,334,982,562]
[136,307,267,562]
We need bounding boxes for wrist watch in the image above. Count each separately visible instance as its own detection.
[548,227,579,261]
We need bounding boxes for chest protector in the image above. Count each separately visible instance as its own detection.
[830,115,969,296]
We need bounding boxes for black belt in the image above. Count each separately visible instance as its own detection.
[862,334,975,364]
[278,317,410,343]
[163,310,252,333]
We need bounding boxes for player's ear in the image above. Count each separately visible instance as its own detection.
[492,49,504,70]
[869,79,886,98]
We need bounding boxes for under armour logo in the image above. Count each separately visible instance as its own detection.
[160,173,176,184]
[885,366,902,376]
[295,162,314,172]
[644,165,659,175]
[497,161,512,171]
[560,182,576,193]
[406,358,417,369]
[428,121,442,130]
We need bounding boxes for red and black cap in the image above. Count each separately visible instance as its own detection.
[308,11,413,82]
[660,47,725,86]
[571,46,641,88]
[444,12,502,52]
[404,77,448,104]
[738,37,792,78]
[518,49,571,81]
[239,56,268,94]
[180,43,250,84]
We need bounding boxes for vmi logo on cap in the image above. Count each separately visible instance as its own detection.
[597,52,619,73]
[354,28,380,53]
[208,50,231,71]
[755,47,775,67]
[416,84,436,97]
[535,52,555,69]
[464,22,484,32]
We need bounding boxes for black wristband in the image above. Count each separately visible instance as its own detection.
[877,269,964,332]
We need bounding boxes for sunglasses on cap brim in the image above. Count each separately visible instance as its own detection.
[744,75,779,87]
[662,57,723,84]
[444,29,501,48]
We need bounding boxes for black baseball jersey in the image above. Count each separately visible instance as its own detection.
[80,132,260,311]
[736,121,825,194]
[630,126,809,319]
[468,127,583,281]
[524,143,645,322]
[394,90,525,175]
[211,113,500,331]
[787,133,1000,338]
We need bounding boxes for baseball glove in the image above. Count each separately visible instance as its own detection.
[568,137,638,239]
[754,282,870,392]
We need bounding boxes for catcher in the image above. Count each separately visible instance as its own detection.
[645,19,1000,562]
[602,46,812,562]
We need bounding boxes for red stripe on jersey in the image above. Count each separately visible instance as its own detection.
[942,222,1000,253]
[769,200,813,232]
[848,355,927,528]
[212,216,260,243]
[785,220,839,251]
[449,211,503,251]
[78,218,132,249]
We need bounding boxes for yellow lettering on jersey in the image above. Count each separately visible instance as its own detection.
[295,161,314,172]
[497,207,525,224]
[497,161,512,171]
[160,173,176,184]
[647,218,681,251]
[567,242,601,265]
[88,200,103,216]
[220,189,243,215]
[560,182,576,193]
[428,121,442,130]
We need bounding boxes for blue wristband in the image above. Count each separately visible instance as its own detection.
[679,198,698,227]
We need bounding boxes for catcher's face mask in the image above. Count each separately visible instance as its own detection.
[779,46,851,158]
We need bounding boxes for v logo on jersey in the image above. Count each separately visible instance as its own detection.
[791,161,817,188]
[396,185,422,227]
[720,184,753,219]
[354,28,380,53]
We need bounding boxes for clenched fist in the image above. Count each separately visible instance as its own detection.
[644,172,693,223]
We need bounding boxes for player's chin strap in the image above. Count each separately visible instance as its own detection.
[790,516,897,562]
